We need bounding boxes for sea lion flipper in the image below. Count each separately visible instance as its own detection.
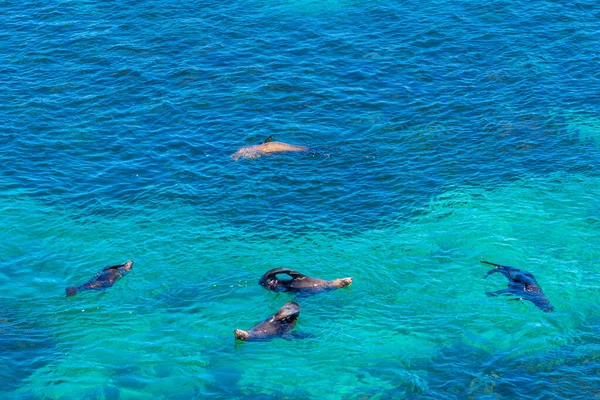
[234,329,250,341]
[334,277,353,288]
[262,135,274,144]
[262,268,294,277]
[486,288,512,297]
[259,268,290,286]
[532,297,554,313]
[483,270,495,279]
[101,261,133,272]
[270,268,305,279]
[260,268,305,281]
[65,286,78,297]
[481,260,504,268]
[482,260,506,278]
[102,264,122,272]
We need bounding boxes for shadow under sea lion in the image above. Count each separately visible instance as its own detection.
[65,260,133,297]
[259,267,353,296]
[482,260,553,312]
[230,135,310,160]
[234,301,305,342]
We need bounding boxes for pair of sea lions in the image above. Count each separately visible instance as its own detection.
[234,268,353,342]
[65,261,133,297]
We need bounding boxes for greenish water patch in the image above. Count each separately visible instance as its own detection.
[2,171,600,398]
[567,112,600,145]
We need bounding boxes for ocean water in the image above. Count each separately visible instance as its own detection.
[1,0,600,398]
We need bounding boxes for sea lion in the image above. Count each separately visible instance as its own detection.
[234,301,302,341]
[259,268,353,295]
[482,260,554,312]
[231,135,310,160]
[65,260,133,297]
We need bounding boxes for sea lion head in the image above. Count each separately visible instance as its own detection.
[273,301,301,324]
[121,260,134,273]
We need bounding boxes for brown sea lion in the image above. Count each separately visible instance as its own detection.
[482,260,554,312]
[259,268,353,295]
[65,260,133,297]
[234,301,302,341]
[230,135,310,160]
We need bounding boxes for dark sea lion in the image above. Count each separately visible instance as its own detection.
[259,268,353,295]
[65,260,133,297]
[482,260,553,312]
[234,301,302,341]
[230,135,310,160]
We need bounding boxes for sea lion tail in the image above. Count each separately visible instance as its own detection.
[65,286,78,297]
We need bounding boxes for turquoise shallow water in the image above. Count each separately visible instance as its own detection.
[2,0,600,398]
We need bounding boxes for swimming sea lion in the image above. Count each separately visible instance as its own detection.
[65,260,133,297]
[234,301,302,341]
[482,260,553,312]
[230,135,310,160]
[259,268,353,295]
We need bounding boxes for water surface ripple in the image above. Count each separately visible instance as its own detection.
[1,0,600,398]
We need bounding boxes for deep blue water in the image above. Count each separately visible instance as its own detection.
[1,0,600,398]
